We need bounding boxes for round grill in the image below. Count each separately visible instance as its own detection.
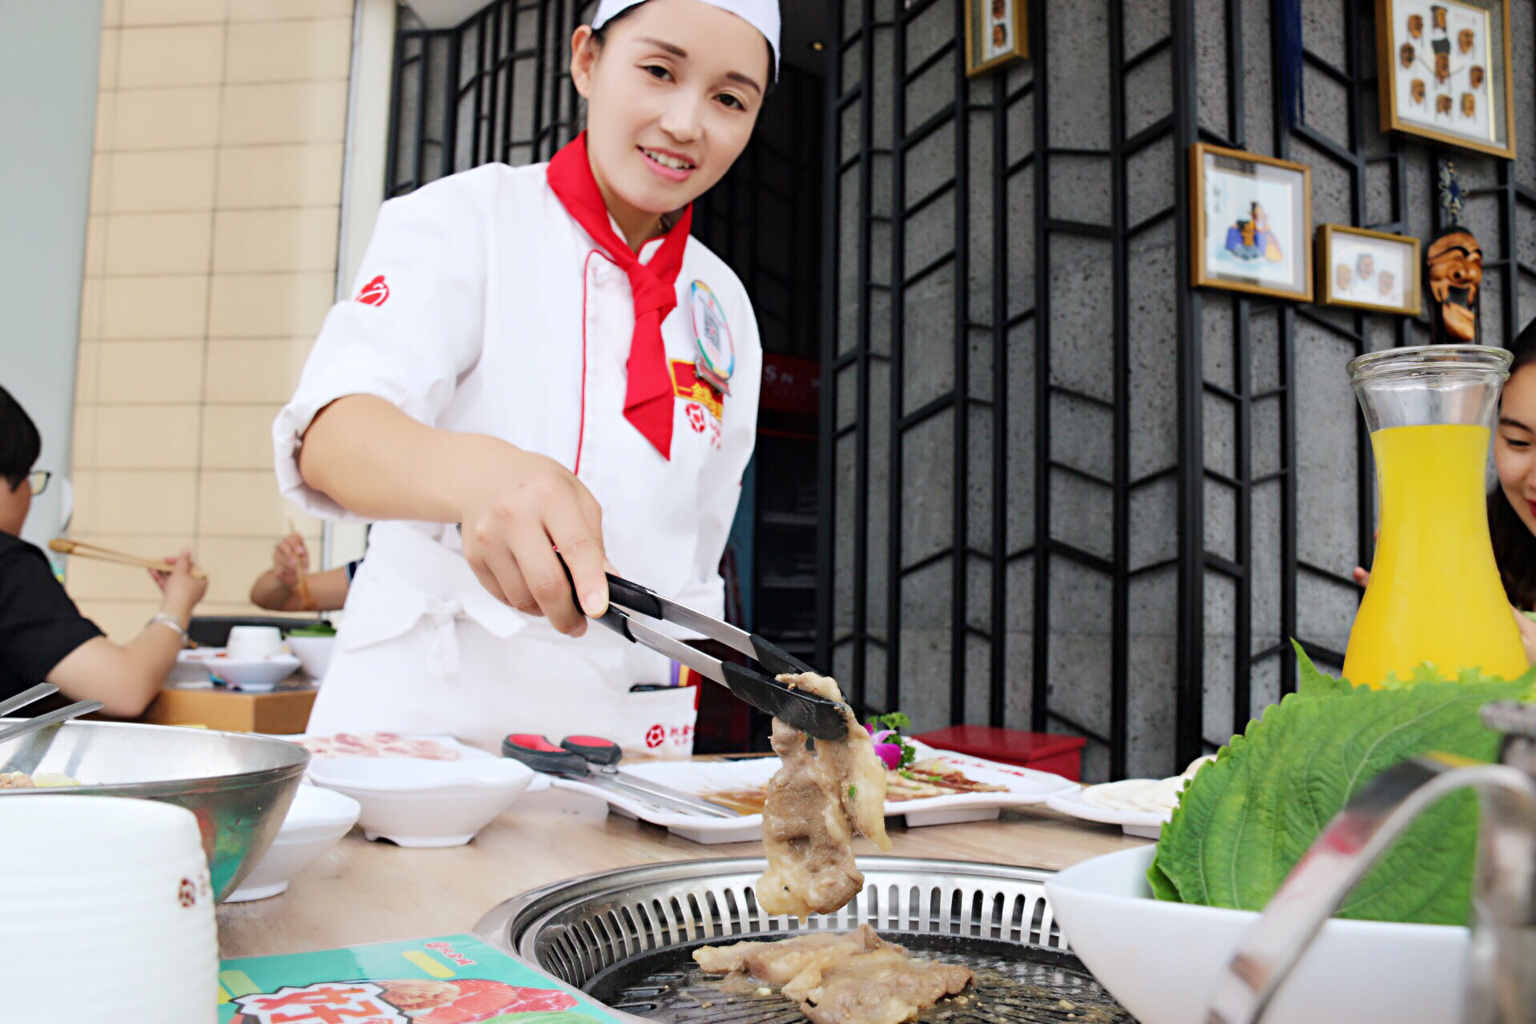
[474,857,1130,1023]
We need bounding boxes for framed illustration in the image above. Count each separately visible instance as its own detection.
[1376,0,1516,160]
[1190,143,1313,302]
[1317,225,1422,315]
[964,0,1027,77]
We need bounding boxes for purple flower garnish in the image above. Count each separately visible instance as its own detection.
[872,742,903,770]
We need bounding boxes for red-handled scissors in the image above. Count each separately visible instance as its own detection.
[501,733,738,818]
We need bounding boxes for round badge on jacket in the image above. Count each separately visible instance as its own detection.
[690,281,733,395]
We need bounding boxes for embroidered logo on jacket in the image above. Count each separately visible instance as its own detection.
[670,359,724,420]
[356,275,390,306]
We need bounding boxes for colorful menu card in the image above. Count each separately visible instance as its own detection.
[218,934,627,1023]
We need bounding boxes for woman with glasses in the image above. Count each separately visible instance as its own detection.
[0,386,208,717]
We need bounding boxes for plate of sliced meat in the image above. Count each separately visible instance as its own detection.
[545,738,1078,845]
[291,732,482,761]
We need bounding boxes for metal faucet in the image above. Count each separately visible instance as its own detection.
[1206,701,1536,1024]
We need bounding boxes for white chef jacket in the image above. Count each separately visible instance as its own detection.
[273,161,762,752]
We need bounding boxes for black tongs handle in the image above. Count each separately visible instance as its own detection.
[604,575,664,620]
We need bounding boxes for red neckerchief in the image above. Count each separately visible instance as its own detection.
[547,132,693,460]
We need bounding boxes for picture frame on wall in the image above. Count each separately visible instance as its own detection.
[1317,225,1423,315]
[1190,143,1313,302]
[964,0,1027,77]
[1376,0,1516,160]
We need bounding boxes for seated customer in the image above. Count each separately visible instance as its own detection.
[249,531,358,612]
[0,387,207,717]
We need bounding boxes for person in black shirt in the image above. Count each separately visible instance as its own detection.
[0,386,208,716]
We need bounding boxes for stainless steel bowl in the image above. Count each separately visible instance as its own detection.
[0,719,308,901]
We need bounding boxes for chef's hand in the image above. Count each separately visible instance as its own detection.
[149,550,209,619]
[271,532,308,588]
[456,439,608,637]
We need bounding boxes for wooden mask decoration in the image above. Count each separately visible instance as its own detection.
[1428,163,1481,344]
[1426,228,1482,342]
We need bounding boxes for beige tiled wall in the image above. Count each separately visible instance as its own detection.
[72,0,353,640]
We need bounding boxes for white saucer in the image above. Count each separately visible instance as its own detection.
[1046,786,1168,839]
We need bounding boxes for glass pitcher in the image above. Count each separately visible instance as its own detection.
[1342,344,1527,688]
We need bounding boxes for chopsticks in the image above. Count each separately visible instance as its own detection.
[0,698,105,746]
[48,538,207,579]
[287,518,313,611]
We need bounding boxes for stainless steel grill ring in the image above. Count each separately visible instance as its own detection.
[474,856,1069,986]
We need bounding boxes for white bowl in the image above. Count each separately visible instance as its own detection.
[226,625,284,659]
[285,635,334,680]
[0,795,218,1021]
[306,754,545,847]
[225,784,361,902]
[205,654,301,692]
[1043,846,1467,1024]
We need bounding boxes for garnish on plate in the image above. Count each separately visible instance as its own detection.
[865,711,917,770]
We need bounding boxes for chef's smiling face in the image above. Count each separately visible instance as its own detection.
[571,0,768,248]
[1495,366,1536,537]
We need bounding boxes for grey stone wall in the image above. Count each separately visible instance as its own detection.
[828,0,1536,779]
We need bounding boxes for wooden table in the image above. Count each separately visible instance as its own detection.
[217,790,1148,957]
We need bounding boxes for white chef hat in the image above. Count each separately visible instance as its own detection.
[592,0,781,78]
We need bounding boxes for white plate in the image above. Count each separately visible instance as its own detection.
[548,741,1078,845]
[1046,786,1168,839]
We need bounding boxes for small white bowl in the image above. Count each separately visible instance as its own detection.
[206,654,301,692]
[226,784,361,902]
[306,754,545,847]
[1044,845,1467,1024]
[226,625,284,660]
[285,635,334,680]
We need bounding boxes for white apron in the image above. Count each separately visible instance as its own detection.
[274,161,761,754]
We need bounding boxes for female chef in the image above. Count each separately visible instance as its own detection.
[273,0,776,750]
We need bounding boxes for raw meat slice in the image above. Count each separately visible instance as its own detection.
[299,732,461,760]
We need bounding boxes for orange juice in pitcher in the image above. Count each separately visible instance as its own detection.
[1342,346,1527,687]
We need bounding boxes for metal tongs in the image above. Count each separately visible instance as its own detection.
[583,573,849,741]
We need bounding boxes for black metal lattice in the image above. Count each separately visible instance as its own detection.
[821,0,1535,779]
[387,1,591,197]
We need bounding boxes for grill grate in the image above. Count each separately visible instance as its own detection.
[473,857,1130,1023]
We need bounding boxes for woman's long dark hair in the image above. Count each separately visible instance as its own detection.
[1492,318,1536,609]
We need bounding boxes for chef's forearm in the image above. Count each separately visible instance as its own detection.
[297,394,499,524]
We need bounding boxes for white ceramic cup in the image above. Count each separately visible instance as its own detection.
[226,624,284,660]
[0,795,218,1021]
